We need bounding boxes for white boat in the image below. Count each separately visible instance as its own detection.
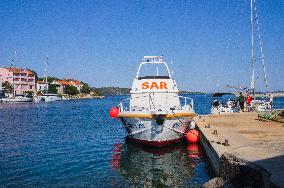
[211,99,239,114]
[1,95,33,103]
[34,94,62,102]
[248,0,272,112]
[116,56,196,147]
[251,98,272,112]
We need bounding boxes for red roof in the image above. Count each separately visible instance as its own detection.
[4,67,34,75]
[69,80,82,86]
[56,80,72,86]
[5,67,21,73]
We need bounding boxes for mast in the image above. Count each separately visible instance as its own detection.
[44,56,48,83]
[250,0,255,96]
[0,75,2,91]
[12,50,17,97]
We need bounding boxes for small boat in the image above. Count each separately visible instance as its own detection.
[251,98,272,112]
[34,94,62,102]
[210,92,240,114]
[211,99,239,114]
[114,56,196,147]
[1,94,33,103]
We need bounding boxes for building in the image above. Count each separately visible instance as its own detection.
[69,79,83,92]
[0,67,36,95]
[36,81,49,93]
[52,80,72,94]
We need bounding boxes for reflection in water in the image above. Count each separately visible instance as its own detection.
[111,141,211,187]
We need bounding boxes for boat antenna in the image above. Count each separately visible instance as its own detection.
[11,50,16,67]
[250,0,256,96]
[253,0,268,89]
[156,66,159,76]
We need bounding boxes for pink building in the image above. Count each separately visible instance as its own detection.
[0,67,36,95]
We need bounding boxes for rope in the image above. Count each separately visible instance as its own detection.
[253,0,269,89]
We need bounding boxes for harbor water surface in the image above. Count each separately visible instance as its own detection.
[1,94,283,187]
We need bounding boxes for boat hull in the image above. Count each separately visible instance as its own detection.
[128,137,184,147]
[211,106,240,114]
[120,116,194,147]
[43,95,62,102]
[34,95,62,102]
[1,97,33,103]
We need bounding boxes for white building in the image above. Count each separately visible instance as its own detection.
[37,81,49,93]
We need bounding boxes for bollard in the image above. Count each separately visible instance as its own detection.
[224,139,229,146]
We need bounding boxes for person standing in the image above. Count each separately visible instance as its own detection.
[268,93,273,109]
[237,92,245,112]
[247,93,252,112]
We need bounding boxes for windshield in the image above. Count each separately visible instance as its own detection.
[138,63,170,78]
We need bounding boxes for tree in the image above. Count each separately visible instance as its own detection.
[64,85,79,96]
[48,84,59,94]
[81,83,91,94]
[90,88,103,96]
[3,81,13,93]
[24,91,34,98]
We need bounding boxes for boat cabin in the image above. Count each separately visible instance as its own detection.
[128,56,183,111]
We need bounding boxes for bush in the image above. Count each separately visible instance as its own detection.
[64,85,79,96]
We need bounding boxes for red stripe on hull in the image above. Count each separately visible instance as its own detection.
[128,137,184,147]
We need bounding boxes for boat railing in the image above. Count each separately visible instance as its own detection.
[118,95,194,112]
[118,95,149,112]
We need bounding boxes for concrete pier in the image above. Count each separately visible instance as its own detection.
[195,112,284,187]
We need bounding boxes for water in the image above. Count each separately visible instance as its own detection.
[1,94,283,187]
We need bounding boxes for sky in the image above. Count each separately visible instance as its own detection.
[0,0,283,92]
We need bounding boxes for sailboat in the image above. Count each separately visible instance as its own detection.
[211,0,272,113]
[249,0,272,112]
[34,56,62,102]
